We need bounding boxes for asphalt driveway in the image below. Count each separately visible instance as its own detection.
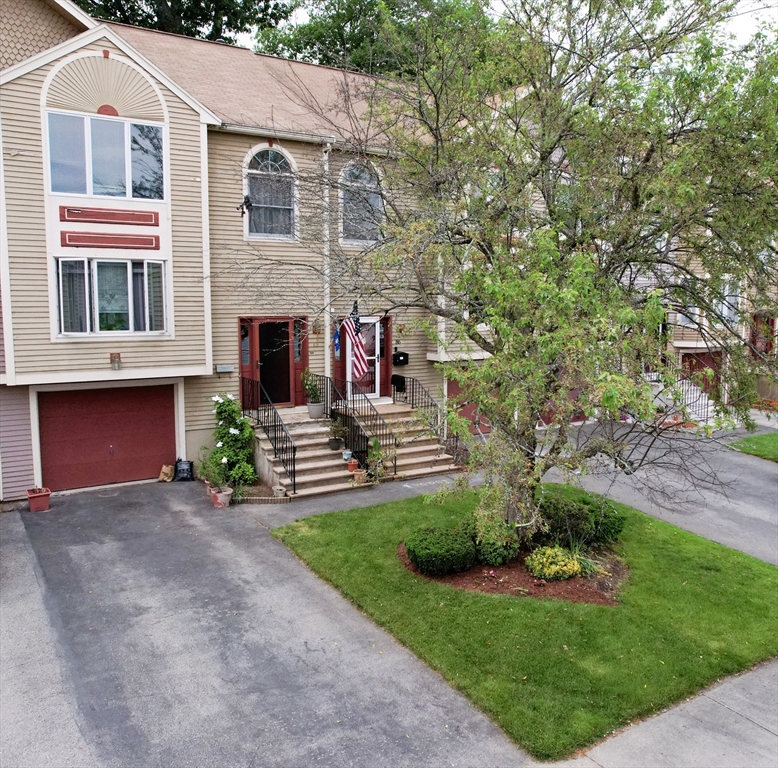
[1,481,525,768]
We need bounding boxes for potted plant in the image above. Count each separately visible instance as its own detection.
[201,393,259,509]
[26,487,51,512]
[328,417,348,450]
[301,368,325,419]
[346,457,359,472]
[352,468,368,484]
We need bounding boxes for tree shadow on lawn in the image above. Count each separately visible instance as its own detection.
[272,485,778,760]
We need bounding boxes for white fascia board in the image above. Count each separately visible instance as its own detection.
[13,365,211,386]
[0,111,16,385]
[1,25,221,126]
[217,123,336,145]
[426,351,492,362]
[43,0,97,30]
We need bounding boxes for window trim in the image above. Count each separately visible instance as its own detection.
[242,143,298,241]
[45,108,167,202]
[56,257,168,337]
[339,161,383,245]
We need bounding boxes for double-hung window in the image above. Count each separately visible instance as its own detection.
[715,280,740,326]
[58,258,165,334]
[48,112,164,199]
[341,164,382,242]
[246,149,294,236]
[676,305,699,327]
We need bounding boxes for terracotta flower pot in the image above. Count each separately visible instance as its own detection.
[347,459,359,472]
[212,487,233,508]
[26,488,51,512]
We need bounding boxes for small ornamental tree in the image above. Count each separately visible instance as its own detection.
[202,393,258,488]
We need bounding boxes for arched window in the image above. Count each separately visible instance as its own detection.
[341,164,381,241]
[247,149,294,236]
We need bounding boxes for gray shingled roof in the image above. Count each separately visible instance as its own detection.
[108,22,371,140]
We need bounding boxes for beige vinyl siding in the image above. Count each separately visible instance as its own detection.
[756,376,778,401]
[0,385,34,500]
[391,307,444,400]
[1,38,208,378]
[184,132,328,438]
[0,0,82,69]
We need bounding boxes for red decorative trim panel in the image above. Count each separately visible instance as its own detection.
[59,206,159,226]
[61,232,160,250]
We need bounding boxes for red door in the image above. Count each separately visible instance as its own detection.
[446,378,492,435]
[239,317,308,408]
[682,352,722,397]
[38,385,176,491]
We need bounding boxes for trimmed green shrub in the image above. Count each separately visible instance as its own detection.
[525,546,582,581]
[473,483,522,565]
[405,526,477,576]
[534,493,625,549]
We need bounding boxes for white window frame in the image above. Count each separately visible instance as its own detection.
[339,161,382,245]
[676,305,699,328]
[46,109,167,201]
[714,279,740,327]
[243,144,297,241]
[56,257,167,336]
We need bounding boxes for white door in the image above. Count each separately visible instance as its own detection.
[347,316,380,397]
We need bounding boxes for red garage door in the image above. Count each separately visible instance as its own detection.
[38,385,176,491]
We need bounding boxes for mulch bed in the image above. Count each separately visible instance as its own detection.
[398,543,628,606]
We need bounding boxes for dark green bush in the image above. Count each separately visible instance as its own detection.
[405,526,477,576]
[534,494,625,548]
[473,482,522,565]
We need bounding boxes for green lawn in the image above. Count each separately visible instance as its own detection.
[730,432,778,462]
[273,485,778,760]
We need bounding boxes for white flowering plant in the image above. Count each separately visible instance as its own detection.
[197,392,257,488]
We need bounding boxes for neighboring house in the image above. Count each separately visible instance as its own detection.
[0,0,452,501]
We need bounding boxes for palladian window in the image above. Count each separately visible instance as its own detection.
[246,149,294,236]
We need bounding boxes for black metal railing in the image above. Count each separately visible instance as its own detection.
[392,376,464,464]
[333,376,398,475]
[307,373,398,474]
[241,377,297,494]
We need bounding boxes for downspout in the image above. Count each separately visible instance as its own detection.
[323,142,332,378]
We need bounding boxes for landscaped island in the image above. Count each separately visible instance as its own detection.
[272,485,778,760]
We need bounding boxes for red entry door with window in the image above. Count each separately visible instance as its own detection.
[239,317,308,407]
[333,315,393,396]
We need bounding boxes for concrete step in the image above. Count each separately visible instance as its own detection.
[395,443,448,461]
[392,463,459,480]
[276,468,355,490]
[271,455,352,476]
[395,453,456,472]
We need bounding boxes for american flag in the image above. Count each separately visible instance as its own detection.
[342,301,368,379]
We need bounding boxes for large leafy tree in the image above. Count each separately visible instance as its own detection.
[287,0,777,533]
[75,0,292,42]
[255,0,492,73]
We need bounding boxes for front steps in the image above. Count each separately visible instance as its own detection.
[254,403,459,499]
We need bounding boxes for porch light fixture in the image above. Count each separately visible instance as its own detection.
[110,352,121,370]
[237,195,253,217]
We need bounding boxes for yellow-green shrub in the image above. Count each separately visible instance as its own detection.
[525,546,582,581]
